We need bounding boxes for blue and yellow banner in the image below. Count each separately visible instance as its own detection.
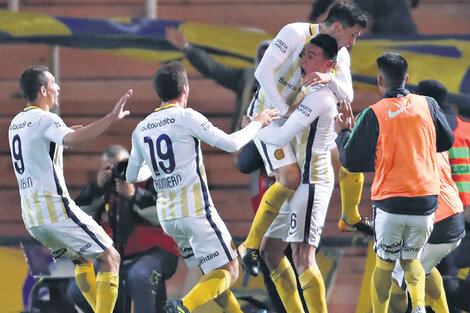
[1,9,469,107]
[0,9,271,69]
[351,34,470,105]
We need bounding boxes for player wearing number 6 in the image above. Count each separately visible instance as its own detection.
[8,65,133,313]
[126,61,278,313]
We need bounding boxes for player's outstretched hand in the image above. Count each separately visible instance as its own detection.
[335,100,354,132]
[166,27,187,50]
[110,89,133,121]
[338,99,353,118]
[334,113,352,133]
[253,109,280,128]
[240,115,251,128]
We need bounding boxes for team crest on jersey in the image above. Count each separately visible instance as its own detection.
[274,148,285,160]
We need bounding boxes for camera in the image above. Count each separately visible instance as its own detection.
[111,158,128,181]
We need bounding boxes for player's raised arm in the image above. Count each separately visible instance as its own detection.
[186,108,279,153]
[63,90,132,148]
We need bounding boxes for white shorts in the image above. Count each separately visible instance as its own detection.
[27,204,113,261]
[254,136,297,177]
[266,181,333,247]
[374,206,434,261]
[420,240,461,274]
[392,239,461,287]
[160,210,237,274]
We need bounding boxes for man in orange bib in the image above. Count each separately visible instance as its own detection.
[335,52,454,313]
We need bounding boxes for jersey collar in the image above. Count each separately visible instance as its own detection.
[23,106,41,112]
[382,87,410,99]
[154,103,177,112]
[310,24,319,36]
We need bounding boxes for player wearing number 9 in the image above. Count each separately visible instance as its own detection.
[125,61,279,313]
[8,65,133,313]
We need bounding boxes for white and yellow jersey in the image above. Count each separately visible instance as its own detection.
[293,87,338,184]
[8,107,75,229]
[247,22,352,117]
[256,86,338,184]
[128,104,261,222]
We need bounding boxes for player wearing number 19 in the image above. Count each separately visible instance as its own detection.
[8,65,133,313]
[126,61,278,313]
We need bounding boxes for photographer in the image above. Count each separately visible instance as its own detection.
[67,145,179,313]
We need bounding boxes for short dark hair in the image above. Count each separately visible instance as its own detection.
[323,2,368,29]
[103,144,129,160]
[416,79,457,129]
[310,34,338,63]
[153,61,188,102]
[19,65,49,103]
[376,52,408,88]
[417,80,447,106]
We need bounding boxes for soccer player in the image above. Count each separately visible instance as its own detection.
[416,79,469,313]
[239,1,369,277]
[8,65,133,313]
[335,52,454,313]
[165,26,272,132]
[250,34,339,313]
[389,151,465,313]
[66,144,179,313]
[125,61,278,313]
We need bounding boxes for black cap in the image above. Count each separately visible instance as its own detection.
[417,79,457,130]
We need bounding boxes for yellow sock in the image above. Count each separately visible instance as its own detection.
[371,256,395,313]
[182,269,231,312]
[389,280,408,313]
[75,262,97,311]
[270,257,304,312]
[339,166,364,225]
[245,182,295,249]
[96,271,119,313]
[425,267,449,313]
[403,259,426,311]
[214,289,243,313]
[299,264,327,313]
